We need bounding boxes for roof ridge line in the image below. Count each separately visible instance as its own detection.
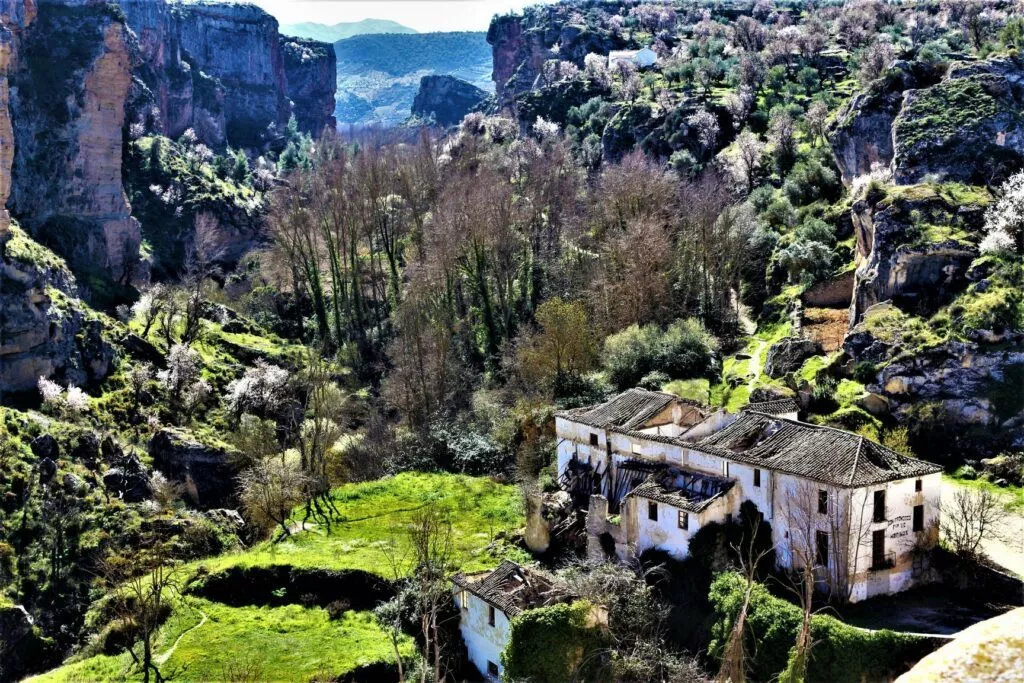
[849,436,864,487]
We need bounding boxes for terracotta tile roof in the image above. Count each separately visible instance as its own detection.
[746,398,799,416]
[691,411,942,487]
[450,561,564,617]
[627,469,734,512]
[556,388,704,431]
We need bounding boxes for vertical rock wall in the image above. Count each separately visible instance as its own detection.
[280,35,336,136]
[173,1,289,147]
[8,0,141,283]
[0,0,34,235]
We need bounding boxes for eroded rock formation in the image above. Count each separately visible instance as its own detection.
[0,226,115,394]
[0,0,35,235]
[280,35,336,136]
[848,187,985,326]
[121,0,226,146]
[8,0,141,282]
[411,74,487,127]
[488,13,553,109]
[173,1,288,147]
[831,56,1024,185]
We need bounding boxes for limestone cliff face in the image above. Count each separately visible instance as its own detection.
[173,1,288,147]
[488,13,553,110]
[121,0,226,146]
[411,74,487,127]
[8,0,141,283]
[0,0,35,235]
[848,189,984,326]
[0,226,114,395]
[280,35,336,136]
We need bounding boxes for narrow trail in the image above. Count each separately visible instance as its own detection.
[155,609,208,666]
[746,339,768,391]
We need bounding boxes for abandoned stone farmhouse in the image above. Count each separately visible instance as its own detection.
[451,560,568,680]
[555,389,943,602]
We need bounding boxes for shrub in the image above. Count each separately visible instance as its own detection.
[639,370,671,390]
[602,319,718,390]
[708,572,931,683]
[502,601,605,682]
[953,464,978,480]
[783,157,841,206]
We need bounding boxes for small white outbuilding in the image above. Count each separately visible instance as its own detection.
[608,46,658,69]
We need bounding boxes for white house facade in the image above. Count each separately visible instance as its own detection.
[608,46,658,68]
[450,561,563,680]
[557,390,942,602]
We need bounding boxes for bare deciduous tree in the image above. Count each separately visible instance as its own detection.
[99,547,184,683]
[941,486,1008,560]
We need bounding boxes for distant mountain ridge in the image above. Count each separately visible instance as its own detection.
[333,31,493,128]
[281,18,416,43]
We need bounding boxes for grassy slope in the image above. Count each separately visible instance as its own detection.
[33,602,413,683]
[202,471,528,576]
[33,473,524,682]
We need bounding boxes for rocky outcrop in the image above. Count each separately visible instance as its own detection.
[831,56,1024,185]
[764,337,823,378]
[848,188,985,325]
[121,0,226,146]
[8,1,141,283]
[0,226,115,395]
[0,0,35,236]
[102,453,153,502]
[0,604,57,681]
[488,8,621,113]
[488,13,553,109]
[893,56,1024,184]
[173,1,288,147]
[150,428,240,508]
[411,75,487,127]
[844,317,1024,439]
[829,66,914,184]
[280,35,335,136]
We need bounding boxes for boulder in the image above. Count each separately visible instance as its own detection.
[101,435,124,462]
[38,457,56,484]
[103,454,152,503]
[149,428,240,508]
[0,604,57,681]
[119,332,164,368]
[848,188,985,326]
[764,337,823,378]
[411,75,488,127]
[29,434,58,460]
[70,431,100,468]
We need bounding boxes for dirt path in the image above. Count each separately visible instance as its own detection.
[155,609,208,666]
[746,339,768,391]
[940,480,1024,578]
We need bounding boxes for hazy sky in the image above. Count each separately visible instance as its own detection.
[251,0,548,33]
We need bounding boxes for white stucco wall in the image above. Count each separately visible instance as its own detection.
[626,491,736,560]
[556,417,607,474]
[846,472,941,602]
[454,589,511,681]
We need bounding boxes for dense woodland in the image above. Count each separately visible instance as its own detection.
[2,0,1024,681]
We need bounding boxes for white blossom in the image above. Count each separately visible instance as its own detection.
[982,171,1024,254]
[533,116,561,140]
